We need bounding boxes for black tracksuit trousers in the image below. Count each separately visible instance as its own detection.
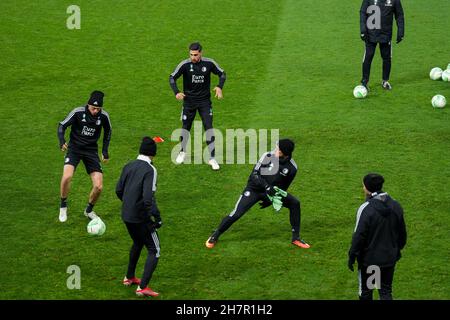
[213,188,301,241]
[362,41,392,85]
[125,222,160,289]
[358,264,396,300]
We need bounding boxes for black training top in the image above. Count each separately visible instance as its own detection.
[58,105,112,157]
[169,57,226,104]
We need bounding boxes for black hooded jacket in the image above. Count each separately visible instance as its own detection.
[349,192,407,267]
[360,0,405,43]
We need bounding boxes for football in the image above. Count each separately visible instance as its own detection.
[87,217,106,236]
[430,67,443,80]
[431,95,447,108]
[441,69,450,82]
[353,85,368,99]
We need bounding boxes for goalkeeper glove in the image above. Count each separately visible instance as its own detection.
[268,194,283,212]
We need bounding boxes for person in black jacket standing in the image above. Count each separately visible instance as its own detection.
[116,137,162,298]
[360,0,404,90]
[205,139,310,249]
[169,42,226,170]
[348,173,407,300]
[57,91,112,222]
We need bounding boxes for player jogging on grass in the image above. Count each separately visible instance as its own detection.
[205,139,310,249]
[57,91,112,222]
[169,42,226,170]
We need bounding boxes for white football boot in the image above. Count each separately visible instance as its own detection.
[208,158,220,171]
[84,210,99,220]
[175,151,186,164]
[59,207,68,222]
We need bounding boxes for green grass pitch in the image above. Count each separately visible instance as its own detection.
[0,0,449,299]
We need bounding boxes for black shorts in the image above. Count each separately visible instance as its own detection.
[181,101,213,131]
[64,149,102,174]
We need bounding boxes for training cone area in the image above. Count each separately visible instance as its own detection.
[0,0,449,312]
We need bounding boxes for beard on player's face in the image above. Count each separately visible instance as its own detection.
[190,50,201,63]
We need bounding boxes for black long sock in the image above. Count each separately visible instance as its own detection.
[86,202,94,213]
[60,198,67,208]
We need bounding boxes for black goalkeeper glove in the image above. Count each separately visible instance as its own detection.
[152,216,162,229]
[360,32,367,42]
[348,257,356,272]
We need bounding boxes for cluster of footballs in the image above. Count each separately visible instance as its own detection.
[352,63,449,109]
[429,64,450,108]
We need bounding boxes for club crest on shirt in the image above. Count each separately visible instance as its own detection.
[190,64,194,72]
[281,168,289,176]
[82,113,86,122]
[96,119,101,125]
[385,0,393,6]
[202,66,207,72]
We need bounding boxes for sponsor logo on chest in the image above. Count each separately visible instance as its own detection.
[192,74,205,83]
[81,126,96,136]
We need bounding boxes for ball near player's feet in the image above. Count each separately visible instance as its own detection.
[87,217,106,236]
[353,85,368,99]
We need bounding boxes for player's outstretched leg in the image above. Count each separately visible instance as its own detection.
[206,190,261,248]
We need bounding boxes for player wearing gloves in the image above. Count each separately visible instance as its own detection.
[116,137,162,298]
[205,139,310,249]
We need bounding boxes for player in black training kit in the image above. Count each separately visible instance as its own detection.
[205,139,310,249]
[360,0,404,90]
[57,91,112,222]
[169,42,226,170]
[116,137,162,298]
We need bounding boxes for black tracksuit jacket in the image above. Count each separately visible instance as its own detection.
[349,192,407,267]
[169,57,226,104]
[116,156,161,224]
[360,0,405,43]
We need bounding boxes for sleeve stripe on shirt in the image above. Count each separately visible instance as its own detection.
[102,110,112,128]
[149,164,157,191]
[170,59,190,77]
[254,152,270,170]
[60,107,84,126]
[354,201,370,232]
[290,159,298,170]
